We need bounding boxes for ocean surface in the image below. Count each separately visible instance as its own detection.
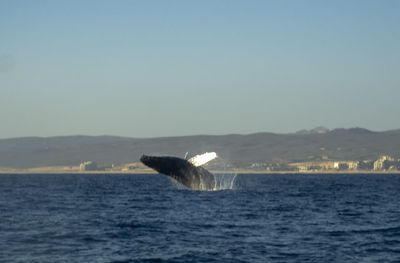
[1,173,400,262]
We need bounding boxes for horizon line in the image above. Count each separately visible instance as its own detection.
[1,127,400,140]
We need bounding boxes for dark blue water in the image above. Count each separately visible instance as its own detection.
[1,173,400,262]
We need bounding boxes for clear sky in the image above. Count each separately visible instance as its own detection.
[1,0,399,138]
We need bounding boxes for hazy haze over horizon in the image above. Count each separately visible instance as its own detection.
[1,1,399,139]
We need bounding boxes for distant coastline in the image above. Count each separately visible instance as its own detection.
[1,166,399,175]
[1,128,400,174]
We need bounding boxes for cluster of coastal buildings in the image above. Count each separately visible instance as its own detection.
[248,155,400,172]
[79,155,400,173]
[79,161,143,172]
[282,155,400,172]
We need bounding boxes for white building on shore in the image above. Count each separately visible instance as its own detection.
[80,161,98,171]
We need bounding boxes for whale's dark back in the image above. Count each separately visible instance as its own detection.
[140,155,216,190]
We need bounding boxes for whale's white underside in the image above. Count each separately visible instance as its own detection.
[188,152,217,167]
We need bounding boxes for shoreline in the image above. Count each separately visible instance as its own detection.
[0,168,399,175]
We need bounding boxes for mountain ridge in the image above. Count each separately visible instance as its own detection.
[1,127,400,169]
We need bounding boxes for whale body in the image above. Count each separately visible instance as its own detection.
[140,154,216,190]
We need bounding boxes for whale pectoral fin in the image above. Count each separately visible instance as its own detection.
[188,152,217,167]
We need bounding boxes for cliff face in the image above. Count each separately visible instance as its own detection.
[1,128,400,169]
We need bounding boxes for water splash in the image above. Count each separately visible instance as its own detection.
[213,173,238,191]
[209,156,238,191]
[169,172,237,191]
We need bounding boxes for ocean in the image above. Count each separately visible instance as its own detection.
[1,173,400,262]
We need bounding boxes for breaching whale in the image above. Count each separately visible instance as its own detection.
[140,152,217,190]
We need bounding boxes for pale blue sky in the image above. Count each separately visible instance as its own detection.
[1,0,399,138]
